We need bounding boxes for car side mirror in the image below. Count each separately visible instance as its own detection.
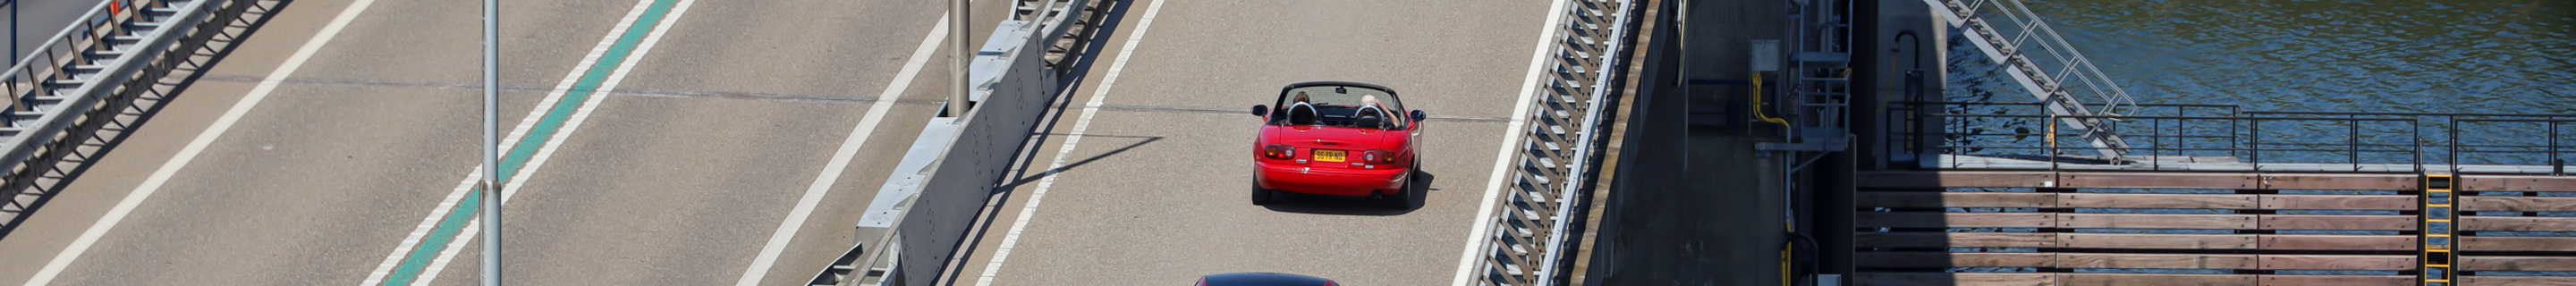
[1251,105,1269,117]
[1411,110,1427,122]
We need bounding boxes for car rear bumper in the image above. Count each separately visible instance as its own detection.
[1254,162,1408,197]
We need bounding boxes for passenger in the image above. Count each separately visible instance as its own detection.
[1354,95,1391,129]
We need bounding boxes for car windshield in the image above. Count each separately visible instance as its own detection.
[1271,85,1405,130]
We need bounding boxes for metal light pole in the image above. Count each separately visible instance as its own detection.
[12,0,19,61]
[479,0,502,283]
[946,0,968,117]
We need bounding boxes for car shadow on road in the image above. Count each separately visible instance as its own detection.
[1262,171,1438,216]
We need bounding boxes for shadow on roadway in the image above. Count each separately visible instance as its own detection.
[939,0,1143,284]
[1261,170,1437,216]
[997,134,1162,189]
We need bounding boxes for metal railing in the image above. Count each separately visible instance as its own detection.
[1013,0,1106,71]
[1948,0,2140,116]
[2452,118,2574,174]
[1,0,241,227]
[1925,0,2139,159]
[1890,102,2576,174]
[1469,0,1637,285]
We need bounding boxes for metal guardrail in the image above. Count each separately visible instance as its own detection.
[1925,0,2139,160]
[1890,102,2576,174]
[1469,0,1636,285]
[1013,0,1100,71]
[1,0,242,228]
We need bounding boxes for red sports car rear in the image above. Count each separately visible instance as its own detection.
[1249,82,1426,209]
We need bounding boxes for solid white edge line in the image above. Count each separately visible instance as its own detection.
[1453,0,1572,284]
[352,0,660,284]
[18,0,382,284]
[407,0,698,283]
[971,0,1167,284]
[728,13,953,286]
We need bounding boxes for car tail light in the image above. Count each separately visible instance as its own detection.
[1264,145,1296,160]
[1363,150,1398,164]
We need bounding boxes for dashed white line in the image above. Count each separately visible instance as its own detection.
[971,0,1169,284]
[19,0,385,284]
[1454,0,1572,284]
[730,12,958,286]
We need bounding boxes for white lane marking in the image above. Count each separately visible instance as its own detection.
[405,0,697,283]
[972,0,1167,284]
[351,0,665,284]
[18,0,382,283]
[1453,0,1572,284]
[729,13,954,286]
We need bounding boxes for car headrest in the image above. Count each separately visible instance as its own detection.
[1353,105,1386,129]
[1354,113,1383,130]
[1287,103,1319,125]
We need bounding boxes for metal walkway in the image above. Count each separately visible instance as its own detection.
[1922,0,2139,161]
[1890,102,2576,175]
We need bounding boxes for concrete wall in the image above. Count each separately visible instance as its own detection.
[1585,0,1790,284]
[893,20,1061,286]
[1585,0,1951,284]
[1875,0,1947,170]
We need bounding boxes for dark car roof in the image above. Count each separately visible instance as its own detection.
[1199,273,1335,286]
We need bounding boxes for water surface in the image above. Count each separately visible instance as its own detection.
[1940,0,2575,164]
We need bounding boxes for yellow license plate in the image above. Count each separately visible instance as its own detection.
[1313,149,1346,163]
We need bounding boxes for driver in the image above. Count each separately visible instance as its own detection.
[1285,92,1320,125]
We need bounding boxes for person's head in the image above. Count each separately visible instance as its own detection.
[1360,95,1383,109]
[1293,92,1312,104]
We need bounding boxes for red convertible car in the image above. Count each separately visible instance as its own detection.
[1249,81,1425,208]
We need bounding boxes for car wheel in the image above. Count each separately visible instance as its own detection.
[1251,181,1275,206]
[1402,156,1427,209]
[1404,169,1427,208]
[1381,188,1411,210]
[1385,169,1419,210]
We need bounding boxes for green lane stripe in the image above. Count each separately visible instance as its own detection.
[380,0,680,283]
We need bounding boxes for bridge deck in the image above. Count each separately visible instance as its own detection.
[0,0,1020,284]
[945,1,1556,284]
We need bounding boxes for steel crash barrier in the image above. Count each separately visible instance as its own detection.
[1469,0,1640,285]
[0,0,256,231]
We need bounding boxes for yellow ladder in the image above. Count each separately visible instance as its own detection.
[2423,173,2456,285]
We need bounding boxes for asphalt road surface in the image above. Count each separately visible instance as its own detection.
[0,0,1008,284]
[950,0,1553,285]
[0,0,1557,284]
